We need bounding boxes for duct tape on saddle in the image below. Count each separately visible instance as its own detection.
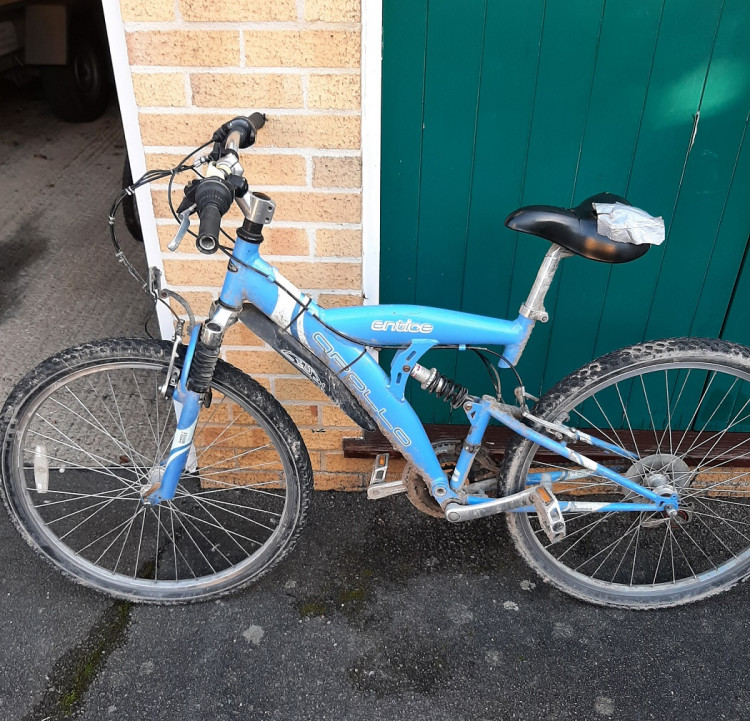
[593,202,666,246]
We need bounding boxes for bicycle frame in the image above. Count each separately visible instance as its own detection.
[149,234,678,520]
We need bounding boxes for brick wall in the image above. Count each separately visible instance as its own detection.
[119,0,399,489]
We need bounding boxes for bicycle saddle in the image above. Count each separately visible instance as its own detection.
[505,192,650,263]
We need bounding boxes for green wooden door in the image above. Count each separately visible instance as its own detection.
[381,0,750,424]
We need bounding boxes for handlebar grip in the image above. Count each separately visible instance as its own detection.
[248,112,266,131]
[196,204,222,254]
[194,177,234,254]
[211,114,267,149]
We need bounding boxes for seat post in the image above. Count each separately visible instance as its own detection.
[520,244,573,323]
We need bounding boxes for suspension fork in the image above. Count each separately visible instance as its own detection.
[143,325,202,505]
[143,303,239,505]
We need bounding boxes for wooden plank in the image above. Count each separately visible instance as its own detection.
[459,0,547,321]
[413,0,487,311]
[379,1,430,424]
[343,425,750,467]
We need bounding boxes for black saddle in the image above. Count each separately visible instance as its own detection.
[505,192,650,263]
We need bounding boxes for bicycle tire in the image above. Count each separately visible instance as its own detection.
[501,338,750,608]
[0,338,313,603]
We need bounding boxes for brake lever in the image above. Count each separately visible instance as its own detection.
[168,205,195,251]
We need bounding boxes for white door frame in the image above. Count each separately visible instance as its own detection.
[101,0,173,338]
[360,0,382,305]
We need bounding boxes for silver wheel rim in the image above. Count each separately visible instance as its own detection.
[514,358,750,600]
[8,359,298,599]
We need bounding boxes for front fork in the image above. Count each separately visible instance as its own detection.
[143,304,238,505]
[142,325,203,505]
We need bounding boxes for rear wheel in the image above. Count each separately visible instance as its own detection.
[502,338,750,608]
[0,339,313,603]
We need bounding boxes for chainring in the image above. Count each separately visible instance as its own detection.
[402,440,500,519]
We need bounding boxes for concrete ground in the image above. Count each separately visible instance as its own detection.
[1,84,750,721]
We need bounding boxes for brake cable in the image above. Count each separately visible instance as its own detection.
[109,143,211,334]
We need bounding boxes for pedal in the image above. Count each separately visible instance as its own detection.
[367,453,406,499]
[533,485,566,543]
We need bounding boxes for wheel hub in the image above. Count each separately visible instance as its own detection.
[625,453,693,490]
[140,464,165,501]
[626,454,694,528]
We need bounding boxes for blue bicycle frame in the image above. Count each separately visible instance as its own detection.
[148,233,679,521]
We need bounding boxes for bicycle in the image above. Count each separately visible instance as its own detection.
[2,113,749,609]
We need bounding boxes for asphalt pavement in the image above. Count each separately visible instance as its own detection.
[1,83,749,721]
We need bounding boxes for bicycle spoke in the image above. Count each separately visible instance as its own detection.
[167,500,234,566]
[614,382,641,459]
[26,487,137,507]
[194,444,273,473]
[178,492,260,559]
[190,475,286,499]
[511,346,750,605]
[106,371,142,469]
[652,523,671,585]
[131,370,160,457]
[50,394,151,468]
[22,446,143,492]
[133,509,147,580]
[690,509,740,559]
[99,503,145,570]
[691,498,750,541]
[164,505,264,547]
[147,505,198,580]
[25,423,149,485]
[166,500,217,575]
[195,412,250,463]
[179,490,282,518]
[183,494,277,533]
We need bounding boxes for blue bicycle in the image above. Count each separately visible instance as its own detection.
[3,114,750,608]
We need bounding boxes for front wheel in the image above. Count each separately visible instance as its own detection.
[0,339,313,603]
[502,338,750,608]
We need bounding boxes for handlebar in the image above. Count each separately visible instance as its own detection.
[212,113,266,151]
[189,113,267,253]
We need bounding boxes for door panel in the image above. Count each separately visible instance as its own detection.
[381,0,750,423]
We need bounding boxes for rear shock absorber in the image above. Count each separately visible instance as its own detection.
[410,364,470,408]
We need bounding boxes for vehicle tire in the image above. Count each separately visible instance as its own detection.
[0,338,313,603]
[501,338,750,608]
[122,151,143,242]
[41,26,110,122]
